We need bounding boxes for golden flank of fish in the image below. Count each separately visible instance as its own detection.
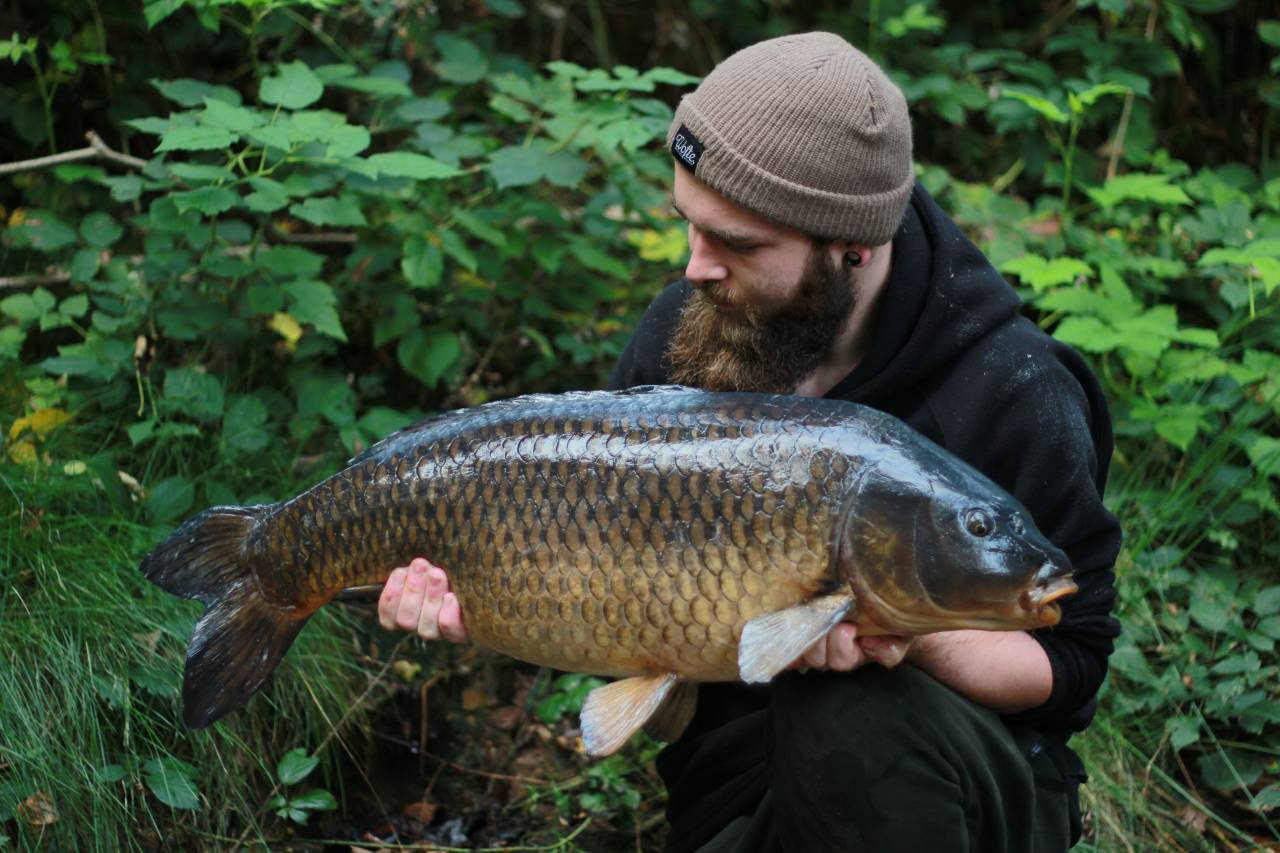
[141,386,1077,755]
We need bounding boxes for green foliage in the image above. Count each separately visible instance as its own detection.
[1,0,1278,848]
[265,747,336,825]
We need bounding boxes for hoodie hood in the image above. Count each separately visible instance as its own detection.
[826,181,1022,405]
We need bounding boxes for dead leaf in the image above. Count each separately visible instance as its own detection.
[1178,804,1208,833]
[19,792,58,827]
[117,470,146,502]
[488,705,522,731]
[134,630,162,655]
[402,800,438,824]
[461,687,496,711]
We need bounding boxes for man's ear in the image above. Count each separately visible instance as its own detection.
[831,241,876,269]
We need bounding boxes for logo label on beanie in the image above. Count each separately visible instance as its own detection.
[671,124,704,173]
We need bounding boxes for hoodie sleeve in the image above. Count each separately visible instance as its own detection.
[608,280,691,391]
[929,319,1122,734]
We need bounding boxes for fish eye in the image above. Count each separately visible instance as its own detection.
[964,508,994,538]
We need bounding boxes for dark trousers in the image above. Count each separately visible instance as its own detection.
[661,665,1082,853]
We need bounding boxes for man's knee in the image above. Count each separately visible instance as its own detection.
[770,664,980,753]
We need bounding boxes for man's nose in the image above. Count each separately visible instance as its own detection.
[684,229,728,284]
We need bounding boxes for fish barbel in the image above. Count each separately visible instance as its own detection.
[141,385,1077,755]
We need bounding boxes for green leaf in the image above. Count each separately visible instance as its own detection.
[367,152,462,180]
[1052,316,1125,353]
[102,174,143,202]
[1165,716,1200,751]
[244,177,289,213]
[398,327,462,386]
[487,145,544,188]
[289,196,367,227]
[1260,20,1280,47]
[199,96,261,132]
[573,243,630,279]
[95,764,128,784]
[643,67,702,86]
[69,248,100,283]
[151,77,241,107]
[146,475,195,523]
[1253,783,1280,812]
[79,212,124,248]
[1197,749,1265,793]
[396,98,451,122]
[402,237,444,288]
[437,228,477,272]
[1242,432,1280,479]
[285,280,347,341]
[290,789,338,811]
[2,289,52,321]
[1000,254,1092,291]
[296,374,355,424]
[163,366,225,421]
[999,89,1068,123]
[1254,586,1280,615]
[434,34,488,84]
[130,662,178,696]
[452,209,506,249]
[157,126,238,152]
[1072,82,1130,109]
[167,163,234,183]
[482,0,524,17]
[144,0,184,28]
[257,246,325,278]
[332,76,412,98]
[543,152,589,189]
[60,294,89,318]
[1188,594,1233,632]
[277,749,319,786]
[143,757,200,810]
[171,186,239,216]
[223,395,270,453]
[260,61,324,110]
[1086,174,1193,208]
[8,210,77,251]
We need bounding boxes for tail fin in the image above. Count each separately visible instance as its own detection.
[141,505,310,728]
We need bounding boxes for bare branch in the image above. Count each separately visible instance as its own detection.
[0,130,147,177]
[0,271,72,290]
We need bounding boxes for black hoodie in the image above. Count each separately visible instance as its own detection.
[608,181,1123,744]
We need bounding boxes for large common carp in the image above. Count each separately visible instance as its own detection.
[142,385,1076,755]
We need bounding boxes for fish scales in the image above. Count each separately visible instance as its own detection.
[254,389,854,681]
[142,385,1078,744]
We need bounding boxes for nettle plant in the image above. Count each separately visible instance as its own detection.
[2,30,697,509]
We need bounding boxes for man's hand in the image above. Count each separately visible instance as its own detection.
[377,557,469,643]
[790,621,912,671]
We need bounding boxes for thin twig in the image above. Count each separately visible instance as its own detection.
[1106,1,1160,180]
[0,271,72,290]
[290,816,593,852]
[0,130,147,177]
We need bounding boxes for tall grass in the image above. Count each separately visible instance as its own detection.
[1074,389,1280,852]
[0,439,374,849]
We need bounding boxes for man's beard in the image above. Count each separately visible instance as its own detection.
[666,248,855,393]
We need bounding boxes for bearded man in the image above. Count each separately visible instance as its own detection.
[379,32,1121,853]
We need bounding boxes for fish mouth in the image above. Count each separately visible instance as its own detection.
[1020,576,1078,625]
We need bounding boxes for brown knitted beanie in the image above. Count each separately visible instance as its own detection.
[667,32,914,245]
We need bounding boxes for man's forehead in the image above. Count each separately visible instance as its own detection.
[671,167,792,242]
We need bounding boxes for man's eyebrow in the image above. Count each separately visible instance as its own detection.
[669,194,767,247]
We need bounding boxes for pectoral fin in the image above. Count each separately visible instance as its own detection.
[643,679,697,744]
[580,672,679,757]
[738,592,856,684]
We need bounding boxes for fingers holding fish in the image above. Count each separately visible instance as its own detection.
[377,567,408,630]
[436,590,469,643]
[859,634,912,669]
[805,622,865,671]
